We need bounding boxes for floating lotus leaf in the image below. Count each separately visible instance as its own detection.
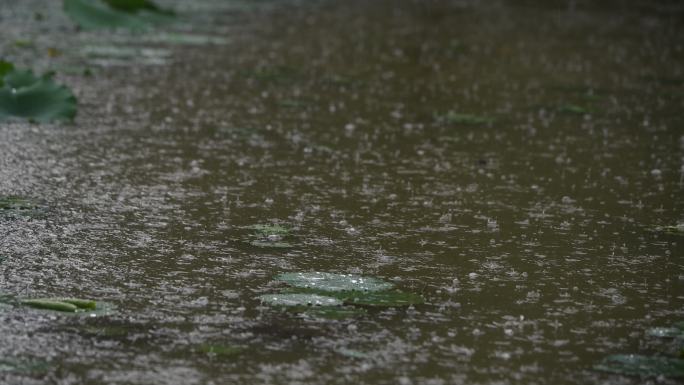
[103,0,167,13]
[0,68,76,122]
[647,327,684,338]
[259,293,342,307]
[0,359,48,373]
[336,348,370,359]
[559,104,590,115]
[64,0,173,30]
[276,272,394,293]
[343,291,424,307]
[21,297,115,316]
[595,354,684,378]
[247,224,290,237]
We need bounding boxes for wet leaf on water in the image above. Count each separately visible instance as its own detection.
[259,293,342,307]
[0,66,77,122]
[21,298,115,316]
[103,0,171,14]
[656,224,684,235]
[143,32,229,45]
[0,359,49,373]
[0,196,39,211]
[247,224,290,237]
[249,240,293,249]
[558,104,589,115]
[336,348,370,359]
[436,111,494,125]
[594,354,684,378]
[647,327,684,339]
[64,0,174,30]
[198,344,243,357]
[276,272,394,292]
[247,224,294,248]
[343,291,424,307]
[0,61,14,84]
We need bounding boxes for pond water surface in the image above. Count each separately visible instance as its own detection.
[1,0,683,384]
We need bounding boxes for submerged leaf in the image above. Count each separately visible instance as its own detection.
[0,68,76,122]
[259,293,342,307]
[595,354,684,378]
[276,272,394,292]
[64,0,173,30]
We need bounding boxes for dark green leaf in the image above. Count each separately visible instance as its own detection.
[63,0,173,30]
[0,69,76,122]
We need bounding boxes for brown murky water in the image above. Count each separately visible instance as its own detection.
[1,0,683,384]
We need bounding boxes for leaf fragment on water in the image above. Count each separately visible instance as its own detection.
[64,0,174,30]
[595,354,684,378]
[647,327,684,338]
[259,293,342,307]
[276,272,394,292]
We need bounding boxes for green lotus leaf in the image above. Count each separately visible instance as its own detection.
[21,298,115,316]
[559,104,590,115]
[259,293,342,307]
[103,0,168,14]
[0,359,49,373]
[343,291,424,307]
[276,272,394,292]
[595,354,684,378]
[647,327,684,338]
[0,68,76,122]
[64,0,173,30]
